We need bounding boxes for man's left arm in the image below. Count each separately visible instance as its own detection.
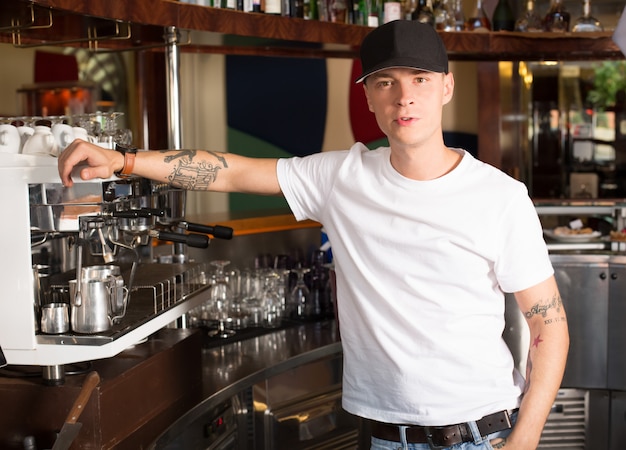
[492,275,569,449]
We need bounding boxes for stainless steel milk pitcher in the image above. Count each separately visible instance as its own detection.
[70,265,128,334]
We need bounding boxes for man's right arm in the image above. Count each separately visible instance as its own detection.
[58,139,281,195]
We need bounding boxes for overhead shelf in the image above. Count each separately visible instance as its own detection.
[442,31,623,61]
[0,0,622,61]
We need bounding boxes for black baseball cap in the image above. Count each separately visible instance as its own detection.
[356,20,449,83]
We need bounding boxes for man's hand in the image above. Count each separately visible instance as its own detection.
[58,139,123,187]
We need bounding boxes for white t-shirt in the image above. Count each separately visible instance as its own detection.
[277,143,554,426]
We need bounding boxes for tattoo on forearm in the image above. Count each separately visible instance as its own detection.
[492,438,507,449]
[162,149,197,163]
[206,151,229,168]
[159,149,228,190]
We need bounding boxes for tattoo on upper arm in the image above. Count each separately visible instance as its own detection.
[524,292,565,325]
[159,149,228,190]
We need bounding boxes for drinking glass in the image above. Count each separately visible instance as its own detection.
[260,271,283,328]
[207,260,235,338]
[187,302,211,327]
[289,267,311,319]
[240,268,263,327]
[98,112,124,149]
[75,113,101,143]
[225,266,249,329]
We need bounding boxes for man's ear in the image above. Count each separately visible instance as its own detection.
[443,72,455,106]
[363,84,375,113]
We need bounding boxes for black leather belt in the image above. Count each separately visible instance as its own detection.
[369,409,516,448]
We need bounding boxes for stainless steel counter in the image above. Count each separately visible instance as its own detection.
[201,320,340,398]
[151,320,343,448]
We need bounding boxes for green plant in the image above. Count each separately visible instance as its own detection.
[587,61,626,110]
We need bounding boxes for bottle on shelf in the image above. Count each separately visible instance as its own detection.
[434,0,456,31]
[403,0,418,20]
[368,0,382,26]
[452,0,465,30]
[433,0,446,28]
[318,0,330,20]
[543,0,570,32]
[330,0,348,22]
[491,0,515,31]
[353,0,365,23]
[515,0,543,31]
[466,0,491,31]
[303,0,318,18]
[383,0,403,23]
[284,0,303,16]
[411,0,435,27]
[294,0,306,17]
[572,0,603,32]
[265,0,282,14]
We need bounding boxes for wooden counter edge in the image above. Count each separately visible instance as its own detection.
[185,210,322,237]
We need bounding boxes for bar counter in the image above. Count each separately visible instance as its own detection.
[151,319,343,448]
[202,319,340,396]
[0,320,341,449]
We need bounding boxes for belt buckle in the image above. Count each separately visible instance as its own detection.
[424,427,447,450]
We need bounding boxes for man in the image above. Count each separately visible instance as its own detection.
[59,20,569,450]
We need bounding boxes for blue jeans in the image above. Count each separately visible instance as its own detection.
[370,412,517,450]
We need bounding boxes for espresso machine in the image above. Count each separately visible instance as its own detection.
[0,152,232,384]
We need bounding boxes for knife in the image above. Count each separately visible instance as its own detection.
[51,371,101,450]
[0,345,6,368]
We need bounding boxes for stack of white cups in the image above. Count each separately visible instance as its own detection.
[0,113,129,156]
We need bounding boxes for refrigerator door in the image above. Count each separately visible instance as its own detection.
[608,256,626,391]
[610,391,626,450]
[551,254,609,389]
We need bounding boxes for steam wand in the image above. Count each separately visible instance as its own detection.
[74,239,83,307]
[98,228,115,263]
